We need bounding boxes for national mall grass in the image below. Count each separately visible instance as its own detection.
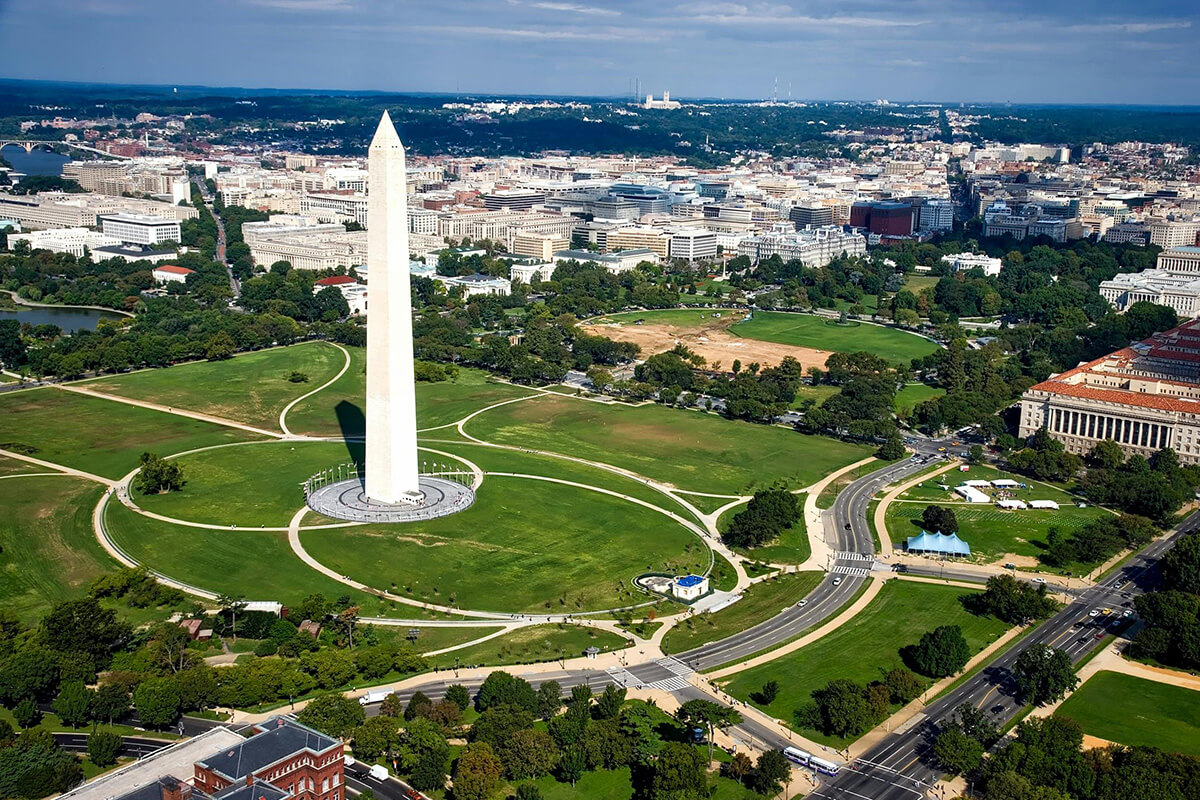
[300,476,709,613]
[722,580,1011,748]
[732,311,940,364]
[466,393,872,494]
[82,341,346,431]
[1055,671,1200,756]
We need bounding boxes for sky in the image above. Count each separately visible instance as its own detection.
[0,0,1197,105]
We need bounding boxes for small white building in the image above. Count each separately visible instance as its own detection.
[509,261,555,284]
[152,265,195,284]
[314,274,367,315]
[954,485,990,503]
[672,574,709,601]
[439,273,510,297]
[941,252,1002,277]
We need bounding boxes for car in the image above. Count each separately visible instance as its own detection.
[832,577,842,586]
[1003,563,1016,570]
[1101,608,1112,616]
[1123,609,1134,618]
[1078,636,1090,644]
[1072,620,1084,628]
[937,446,947,452]
[990,704,1005,714]
[1088,609,1100,617]
[1032,578,1046,584]
[1095,632,1104,640]
[404,791,423,800]
[844,523,852,530]
[796,599,808,607]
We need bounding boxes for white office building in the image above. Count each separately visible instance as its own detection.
[668,229,718,262]
[736,226,867,267]
[6,227,121,258]
[98,213,181,246]
[941,252,1002,277]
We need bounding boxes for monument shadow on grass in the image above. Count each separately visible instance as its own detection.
[335,400,365,471]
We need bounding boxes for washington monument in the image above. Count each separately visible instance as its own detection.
[364,111,421,504]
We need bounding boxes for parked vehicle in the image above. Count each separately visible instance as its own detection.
[369,764,389,781]
[359,689,392,706]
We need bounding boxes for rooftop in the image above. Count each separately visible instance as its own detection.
[197,717,338,782]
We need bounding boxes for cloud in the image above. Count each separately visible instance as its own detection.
[242,0,353,10]
[528,1,621,16]
[404,24,649,41]
[1067,20,1191,33]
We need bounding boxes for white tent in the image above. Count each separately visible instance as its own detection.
[1029,499,1059,510]
[992,479,1021,488]
[962,480,991,488]
[954,485,990,503]
[996,499,1027,510]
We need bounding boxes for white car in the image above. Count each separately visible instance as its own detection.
[832,577,842,586]
[1031,578,1046,584]
[1088,609,1100,617]
[795,599,808,607]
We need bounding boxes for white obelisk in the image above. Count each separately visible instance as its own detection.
[364,112,421,504]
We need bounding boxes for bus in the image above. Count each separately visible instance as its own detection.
[783,747,811,767]
[809,756,840,777]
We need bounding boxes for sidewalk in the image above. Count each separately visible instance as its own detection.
[873,461,958,558]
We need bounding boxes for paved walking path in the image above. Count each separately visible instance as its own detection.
[56,383,283,439]
[873,461,957,558]
[0,446,115,486]
[278,341,352,436]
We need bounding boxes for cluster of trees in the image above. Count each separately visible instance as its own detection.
[947,712,1200,800]
[920,505,959,535]
[795,667,925,738]
[901,625,971,678]
[240,264,351,322]
[1007,428,1083,482]
[801,351,900,441]
[1041,514,1156,569]
[750,252,901,313]
[295,670,775,800]
[0,724,83,796]
[1081,444,1200,523]
[1128,534,1200,670]
[133,451,185,494]
[965,575,1058,624]
[722,489,801,550]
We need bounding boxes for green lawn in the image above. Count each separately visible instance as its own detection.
[521,765,754,800]
[1056,671,1200,756]
[792,382,841,408]
[0,476,119,624]
[301,476,709,613]
[662,571,824,655]
[722,580,1011,748]
[593,309,745,327]
[426,624,629,668]
[374,625,506,657]
[0,389,261,479]
[82,343,346,431]
[136,440,468,528]
[103,501,439,618]
[732,311,940,364]
[464,394,873,494]
[283,346,536,436]
[894,383,946,416]
[0,455,39,477]
[886,464,1110,565]
[904,275,940,295]
[719,499,812,565]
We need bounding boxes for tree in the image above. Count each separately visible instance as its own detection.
[91,683,130,724]
[751,749,792,795]
[53,681,92,729]
[296,693,365,738]
[881,668,922,704]
[651,741,708,800]
[722,489,801,549]
[12,698,41,729]
[515,783,543,800]
[810,679,876,738]
[1087,439,1125,470]
[920,504,959,535]
[133,452,186,494]
[379,693,404,718]
[876,436,906,460]
[903,625,971,678]
[556,745,587,786]
[445,683,471,711]
[594,684,625,720]
[932,725,984,775]
[41,597,127,666]
[405,690,433,721]
[0,730,83,796]
[1013,644,1079,706]
[1161,533,1200,596]
[676,699,742,764]
[967,574,1057,624]
[968,444,985,464]
[86,729,123,768]
[215,594,248,641]
[470,705,536,754]
[503,728,559,781]
[0,320,26,368]
[476,670,537,713]
[133,677,181,729]
[453,742,504,800]
[351,716,401,762]
[536,680,562,720]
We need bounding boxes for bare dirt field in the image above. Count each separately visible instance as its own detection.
[582,312,830,371]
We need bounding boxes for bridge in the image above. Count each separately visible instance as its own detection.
[0,139,132,161]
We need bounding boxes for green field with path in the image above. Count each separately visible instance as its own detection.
[136,440,468,528]
[894,383,945,415]
[732,311,940,363]
[0,388,261,479]
[662,571,824,655]
[82,342,345,431]
[301,475,709,613]
[1056,671,1200,756]
[718,500,812,565]
[885,464,1110,565]
[0,476,118,623]
[465,393,872,494]
[426,624,629,668]
[722,580,1011,747]
[103,501,437,618]
[282,346,536,436]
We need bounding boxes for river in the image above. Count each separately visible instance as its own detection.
[0,145,71,177]
[0,305,121,332]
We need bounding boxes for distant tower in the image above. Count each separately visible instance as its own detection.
[364,112,421,505]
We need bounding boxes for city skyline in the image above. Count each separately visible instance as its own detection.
[0,0,1197,105]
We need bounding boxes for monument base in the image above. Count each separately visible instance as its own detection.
[306,475,475,523]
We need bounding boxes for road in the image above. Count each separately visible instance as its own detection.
[191,178,239,299]
[53,732,172,759]
[814,510,1200,800]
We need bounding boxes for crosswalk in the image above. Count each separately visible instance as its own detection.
[831,564,872,577]
[836,551,873,561]
[606,657,695,693]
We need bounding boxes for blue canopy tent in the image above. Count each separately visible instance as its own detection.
[905,531,971,557]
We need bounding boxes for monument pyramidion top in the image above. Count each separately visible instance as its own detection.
[370,110,403,151]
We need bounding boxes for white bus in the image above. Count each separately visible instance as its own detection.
[809,756,840,776]
[783,747,811,767]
